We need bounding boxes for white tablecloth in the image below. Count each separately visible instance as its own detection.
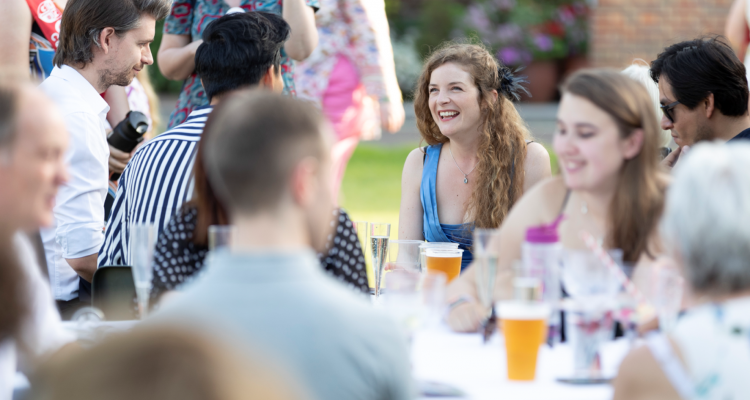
[411,327,631,400]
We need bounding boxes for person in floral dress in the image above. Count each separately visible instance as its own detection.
[158,0,319,129]
[294,0,403,203]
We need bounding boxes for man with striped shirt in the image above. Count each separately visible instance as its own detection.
[98,12,289,266]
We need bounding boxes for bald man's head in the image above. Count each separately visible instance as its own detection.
[0,83,69,230]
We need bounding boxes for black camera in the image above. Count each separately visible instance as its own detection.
[107,111,149,181]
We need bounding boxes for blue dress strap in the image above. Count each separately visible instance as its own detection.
[420,144,475,270]
[420,144,451,243]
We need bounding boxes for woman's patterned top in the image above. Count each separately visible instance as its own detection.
[151,206,368,301]
[163,0,319,128]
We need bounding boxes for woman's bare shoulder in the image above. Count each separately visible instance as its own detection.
[612,341,684,400]
[505,176,568,228]
[525,142,550,161]
[522,176,567,206]
[401,147,427,183]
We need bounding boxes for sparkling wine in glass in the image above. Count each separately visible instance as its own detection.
[370,223,390,298]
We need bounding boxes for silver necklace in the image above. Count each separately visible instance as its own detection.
[448,144,476,184]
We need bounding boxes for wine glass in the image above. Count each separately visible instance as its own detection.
[559,249,620,381]
[370,223,390,298]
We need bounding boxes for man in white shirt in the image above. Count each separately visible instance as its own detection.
[0,82,75,400]
[39,0,171,317]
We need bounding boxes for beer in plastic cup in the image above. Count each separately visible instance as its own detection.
[498,300,550,381]
[419,242,459,273]
[425,248,463,282]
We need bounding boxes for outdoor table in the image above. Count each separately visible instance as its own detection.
[411,326,631,400]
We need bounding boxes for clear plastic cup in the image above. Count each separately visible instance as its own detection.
[424,248,464,283]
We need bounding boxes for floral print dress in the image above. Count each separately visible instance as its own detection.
[164,0,319,129]
[294,0,401,106]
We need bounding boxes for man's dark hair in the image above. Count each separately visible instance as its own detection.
[54,0,171,68]
[195,12,290,100]
[650,36,749,117]
[203,91,325,214]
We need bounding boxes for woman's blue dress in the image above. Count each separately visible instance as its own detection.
[420,144,474,271]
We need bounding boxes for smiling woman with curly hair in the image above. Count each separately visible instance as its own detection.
[398,42,551,271]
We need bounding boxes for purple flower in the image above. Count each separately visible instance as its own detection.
[498,47,531,66]
[558,8,576,25]
[495,23,523,44]
[466,5,491,34]
[492,0,516,10]
[533,34,554,52]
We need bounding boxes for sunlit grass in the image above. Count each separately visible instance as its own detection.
[339,143,418,240]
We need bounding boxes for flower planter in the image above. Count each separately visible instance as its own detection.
[520,60,560,103]
[562,54,590,81]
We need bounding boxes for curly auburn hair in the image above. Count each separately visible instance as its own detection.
[413,43,531,229]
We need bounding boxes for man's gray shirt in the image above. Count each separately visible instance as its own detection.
[152,250,413,400]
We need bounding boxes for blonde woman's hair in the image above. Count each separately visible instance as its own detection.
[413,43,531,229]
[33,327,307,400]
[562,69,666,263]
[621,60,672,148]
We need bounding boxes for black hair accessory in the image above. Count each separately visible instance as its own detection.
[498,66,530,102]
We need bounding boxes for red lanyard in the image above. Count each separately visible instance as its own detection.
[26,0,64,50]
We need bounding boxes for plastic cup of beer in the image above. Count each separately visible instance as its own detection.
[425,248,464,283]
[419,242,459,272]
[497,300,551,381]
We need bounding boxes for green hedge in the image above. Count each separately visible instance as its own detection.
[148,19,184,94]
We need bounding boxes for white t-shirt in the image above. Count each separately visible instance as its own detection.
[0,232,75,400]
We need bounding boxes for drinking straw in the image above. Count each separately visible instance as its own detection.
[580,231,647,305]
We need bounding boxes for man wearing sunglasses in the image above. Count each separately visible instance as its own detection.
[651,37,750,169]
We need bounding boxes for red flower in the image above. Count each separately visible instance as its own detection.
[544,21,565,37]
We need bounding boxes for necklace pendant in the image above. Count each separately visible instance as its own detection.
[464,177,468,184]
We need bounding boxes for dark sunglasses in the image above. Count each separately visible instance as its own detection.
[660,101,680,123]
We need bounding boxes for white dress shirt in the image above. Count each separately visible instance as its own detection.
[0,233,75,400]
[39,65,110,301]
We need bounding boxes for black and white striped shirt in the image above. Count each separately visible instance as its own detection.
[98,106,213,267]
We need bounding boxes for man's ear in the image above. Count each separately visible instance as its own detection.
[623,128,645,160]
[704,92,716,119]
[98,27,117,55]
[260,66,275,89]
[290,157,320,207]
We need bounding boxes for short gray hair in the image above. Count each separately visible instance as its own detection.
[661,142,750,296]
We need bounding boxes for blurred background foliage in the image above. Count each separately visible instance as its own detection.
[148,1,590,101]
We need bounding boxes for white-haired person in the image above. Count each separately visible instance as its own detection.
[613,142,750,400]
[621,61,674,157]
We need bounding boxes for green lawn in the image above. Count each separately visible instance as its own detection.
[339,142,558,241]
[339,143,418,240]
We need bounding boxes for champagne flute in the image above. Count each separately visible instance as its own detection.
[353,221,371,290]
[370,223,390,298]
[130,223,157,319]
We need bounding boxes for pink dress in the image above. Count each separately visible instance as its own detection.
[295,0,401,203]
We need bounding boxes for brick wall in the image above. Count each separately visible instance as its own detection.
[591,0,734,68]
